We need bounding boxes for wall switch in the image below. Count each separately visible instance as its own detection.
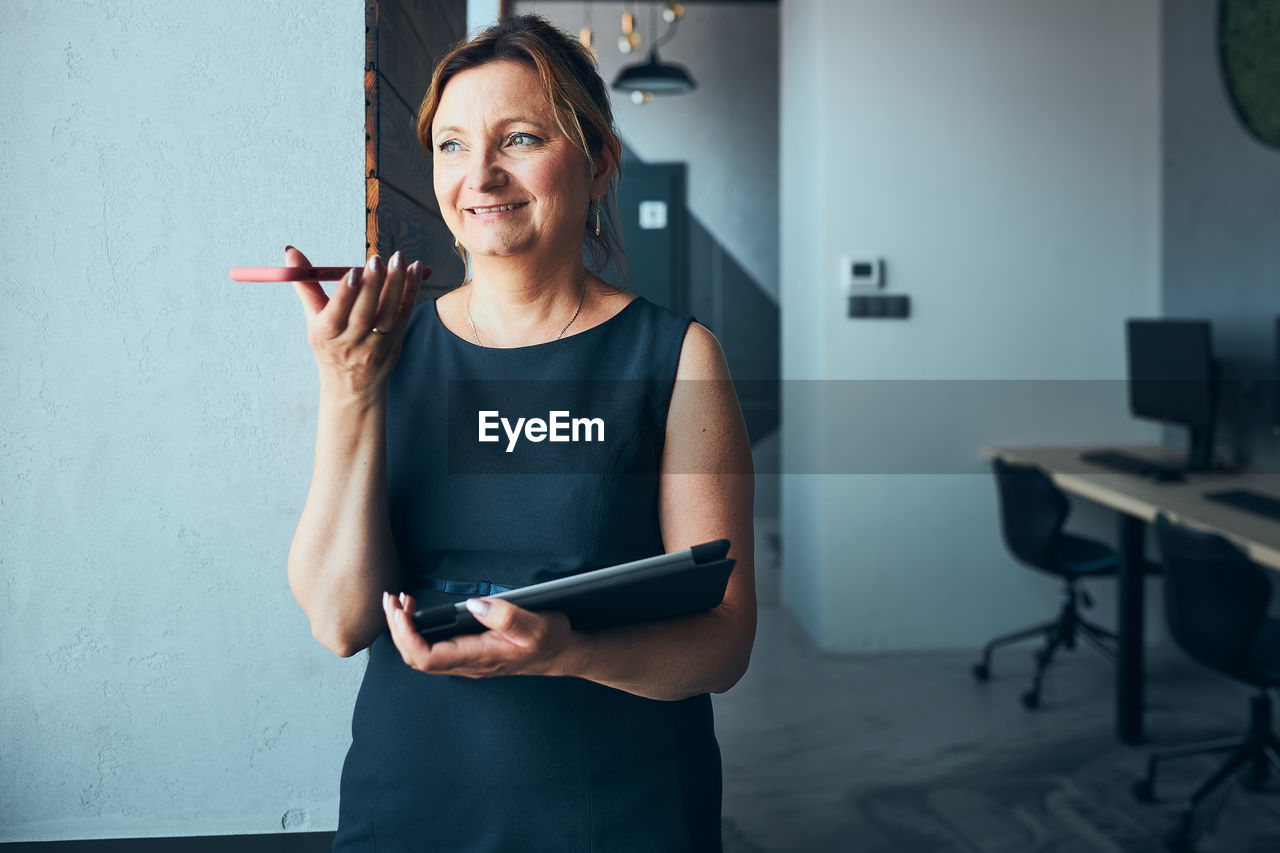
[638,200,668,230]
[840,256,884,291]
[849,294,910,319]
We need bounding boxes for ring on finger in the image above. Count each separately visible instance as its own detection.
[371,326,389,335]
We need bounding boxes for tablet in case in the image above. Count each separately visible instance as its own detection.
[410,540,735,642]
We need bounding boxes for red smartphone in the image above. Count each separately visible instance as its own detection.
[229,266,358,282]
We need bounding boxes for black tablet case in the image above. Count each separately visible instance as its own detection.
[411,540,734,641]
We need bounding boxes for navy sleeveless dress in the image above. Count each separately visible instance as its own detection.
[331,295,723,852]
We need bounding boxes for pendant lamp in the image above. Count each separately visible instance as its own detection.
[611,2,696,97]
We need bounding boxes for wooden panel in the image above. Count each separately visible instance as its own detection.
[372,178,465,294]
[365,1,379,256]
[376,79,438,215]
[376,0,466,107]
[367,0,466,284]
[365,0,378,73]
[365,67,379,256]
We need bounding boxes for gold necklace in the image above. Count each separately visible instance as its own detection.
[465,274,587,347]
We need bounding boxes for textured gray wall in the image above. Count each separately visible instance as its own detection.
[1,0,366,840]
[1161,0,1280,471]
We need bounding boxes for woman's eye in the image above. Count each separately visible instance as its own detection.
[508,132,540,147]
[437,139,462,153]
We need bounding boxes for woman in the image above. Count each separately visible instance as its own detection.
[287,14,755,852]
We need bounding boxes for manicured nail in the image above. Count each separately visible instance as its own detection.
[285,245,296,253]
[389,250,405,271]
[465,598,490,617]
[368,255,384,273]
[347,268,362,290]
[382,591,390,609]
[398,592,407,608]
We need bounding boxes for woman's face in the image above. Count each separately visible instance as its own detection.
[431,60,602,268]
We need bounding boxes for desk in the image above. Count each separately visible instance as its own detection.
[984,445,1280,744]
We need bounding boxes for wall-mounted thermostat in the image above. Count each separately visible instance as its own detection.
[840,256,884,291]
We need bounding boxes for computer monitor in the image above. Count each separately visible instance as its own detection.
[1126,319,1216,471]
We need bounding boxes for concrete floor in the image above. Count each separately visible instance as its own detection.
[713,522,1280,852]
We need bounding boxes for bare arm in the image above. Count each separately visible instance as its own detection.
[381,322,756,699]
[567,322,756,698]
[286,247,425,657]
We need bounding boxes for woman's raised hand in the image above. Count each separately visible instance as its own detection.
[287,246,429,400]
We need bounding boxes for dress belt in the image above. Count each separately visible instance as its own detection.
[417,577,515,597]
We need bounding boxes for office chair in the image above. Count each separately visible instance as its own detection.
[1131,515,1280,853]
[972,459,1119,709]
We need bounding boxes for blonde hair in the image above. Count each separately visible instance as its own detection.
[416,14,626,281]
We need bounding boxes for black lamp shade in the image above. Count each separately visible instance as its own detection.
[611,50,697,94]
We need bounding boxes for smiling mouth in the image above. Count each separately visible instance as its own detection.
[466,202,529,214]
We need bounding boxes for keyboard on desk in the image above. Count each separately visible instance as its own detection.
[1080,449,1183,477]
[1204,489,1280,521]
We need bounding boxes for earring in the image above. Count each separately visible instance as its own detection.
[454,236,460,249]
[593,200,601,237]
